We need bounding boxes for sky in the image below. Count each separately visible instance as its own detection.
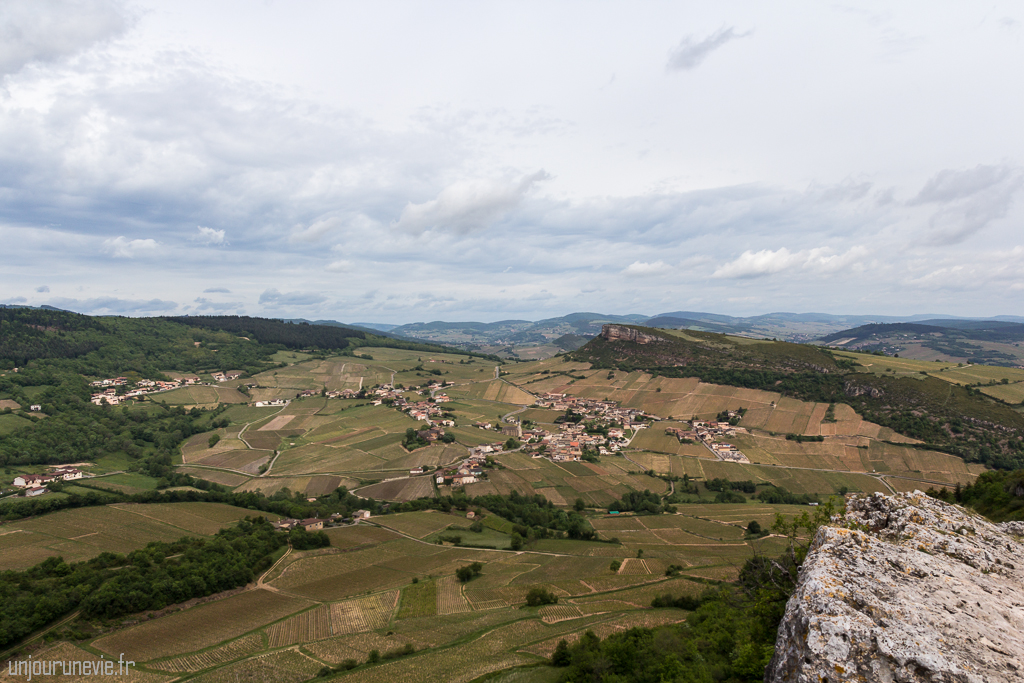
[2,0,1023,323]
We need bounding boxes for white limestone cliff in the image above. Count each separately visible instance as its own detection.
[765,491,1024,683]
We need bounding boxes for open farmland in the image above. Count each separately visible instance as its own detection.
[0,502,275,571]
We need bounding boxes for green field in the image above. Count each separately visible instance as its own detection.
[0,412,33,434]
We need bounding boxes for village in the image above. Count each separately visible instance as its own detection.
[665,411,750,463]
[87,371,243,406]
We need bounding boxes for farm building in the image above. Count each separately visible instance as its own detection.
[354,510,371,519]
[25,486,47,497]
[300,518,323,530]
[272,518,300,531]
[13,474,57,488]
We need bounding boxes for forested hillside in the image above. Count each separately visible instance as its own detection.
[0,310,491,473]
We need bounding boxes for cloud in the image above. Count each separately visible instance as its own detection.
[102,236,159,258]
[193,296,242,312]
[325,260,352,272]
[910,165,1024,244]
[290,213,379,244]
[193,226,226,245]
[910,165,1016,204]
[667,27,748,72]
[623,260,673,277]
[35,285,49,292]
[0,0,128,76]
[258,288,326,306]
[203,287,231,293]
[5,297,28,304]
[45,296,177,314]
[393,171,550,235]
[712,246,869,279]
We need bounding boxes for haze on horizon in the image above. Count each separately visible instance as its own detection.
[1,0,1022,324]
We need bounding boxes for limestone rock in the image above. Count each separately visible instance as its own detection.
[766,491,1024,683]
[600,324,663,345]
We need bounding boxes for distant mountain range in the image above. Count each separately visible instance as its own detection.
[280,311,1024,354]
[816,320,1024,365]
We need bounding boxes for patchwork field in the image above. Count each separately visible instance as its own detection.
[60,498,796,681]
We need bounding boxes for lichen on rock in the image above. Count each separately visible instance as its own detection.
[765,491,1024,683]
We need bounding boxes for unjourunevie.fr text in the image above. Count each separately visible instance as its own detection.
[8,653,135,680]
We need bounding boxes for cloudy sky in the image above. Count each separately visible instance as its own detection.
[2,1,1023,323]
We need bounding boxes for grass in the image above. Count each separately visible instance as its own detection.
[398,580,438,619]
[0,412,32,434]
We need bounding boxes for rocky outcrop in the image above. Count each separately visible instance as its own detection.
[843,380,884,399]
[600,324,663,345]
[766,491,1024,683]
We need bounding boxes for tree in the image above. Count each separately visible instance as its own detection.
[574,498,586,512]
[551,639,572,666]
[746,520,762,535]
[525,587,558,606]
[609,560,621,572]
[510,532,524,550]
[208,433,221,448]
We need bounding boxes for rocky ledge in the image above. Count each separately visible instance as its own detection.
[766,491,1024,683]
[600,324,663,345]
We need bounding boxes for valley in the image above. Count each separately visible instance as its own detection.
[1,312,1021,683]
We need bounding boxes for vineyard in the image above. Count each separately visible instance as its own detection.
[188,649,322,683]
[93,590,310,661]
[436,575,473,615]
[149,633,265,672]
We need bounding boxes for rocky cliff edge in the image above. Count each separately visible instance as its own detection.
[766,491,1024,683]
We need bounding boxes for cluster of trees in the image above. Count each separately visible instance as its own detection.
[650,592,701,610]
[785,434,825,443]
[0,517,290,648]
[611,489,673,514]
[928,469,1024,522]
[756,486,819,505]
[455,562,483,583]
[525,587,559,606]
[465,491,598,541]
[705,478,756,494]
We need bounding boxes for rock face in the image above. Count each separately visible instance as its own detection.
[766,491,1024,683]
[600,324,663,345]
[843,380,884,399]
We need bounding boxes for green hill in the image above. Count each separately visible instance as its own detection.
[571,325,1024,470]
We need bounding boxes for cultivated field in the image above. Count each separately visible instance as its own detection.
[0,502,272,571]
